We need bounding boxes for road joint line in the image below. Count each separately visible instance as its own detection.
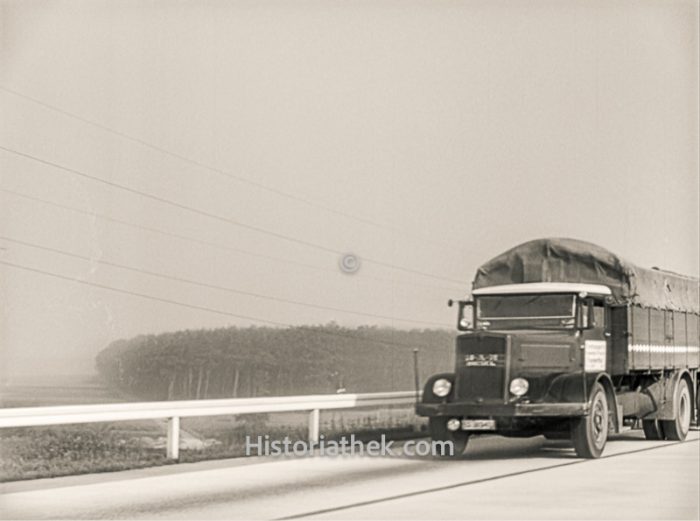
[276,437,700,520]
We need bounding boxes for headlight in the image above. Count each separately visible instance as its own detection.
[509,377,529,396]
[446,418,461,432]
[432,378,452,397]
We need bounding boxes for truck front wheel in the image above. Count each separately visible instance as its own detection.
[429,417,469,458]
[571,383,608,459]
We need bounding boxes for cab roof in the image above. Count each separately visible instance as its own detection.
[472,282,612,296]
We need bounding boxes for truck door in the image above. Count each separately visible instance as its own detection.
[580,300,607,372]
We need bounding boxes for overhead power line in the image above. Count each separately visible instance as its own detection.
[0,259,284,325]
[0,188,462,293]
[0,85,459,252]
[0,145,466,285]
[0,260,447,348]
[0,235,452,327]
[0,189,339,274]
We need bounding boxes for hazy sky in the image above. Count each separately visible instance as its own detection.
[1,0,698,377]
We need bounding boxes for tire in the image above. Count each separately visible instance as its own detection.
[571,383,609,459]
[641,419,665,440]
[429,417,469,458]
[660,378,691,441]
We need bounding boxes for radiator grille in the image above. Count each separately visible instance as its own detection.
[456,335,507,402]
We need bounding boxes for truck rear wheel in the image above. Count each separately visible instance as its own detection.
[571,383,608,459]
[641,420,665,440]
[429,417,469,458]
[660,379,691,441]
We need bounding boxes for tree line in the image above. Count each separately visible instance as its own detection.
[96,323,456,400]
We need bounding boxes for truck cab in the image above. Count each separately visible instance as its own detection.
[417,238,698,459]
[418,283,614,458]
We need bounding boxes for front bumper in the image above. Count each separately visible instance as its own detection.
[416,401,589,418]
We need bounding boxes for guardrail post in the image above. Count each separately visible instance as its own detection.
[308,408,320,446]
[167,416,180,460]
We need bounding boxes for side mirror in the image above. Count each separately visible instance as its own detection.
[578,297,596,329]
[458,301,475,331]
[587,298,596,328]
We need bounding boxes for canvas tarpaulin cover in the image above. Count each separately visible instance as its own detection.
[473,238,699,314]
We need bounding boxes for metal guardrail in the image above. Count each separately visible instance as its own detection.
[0,391,420,460]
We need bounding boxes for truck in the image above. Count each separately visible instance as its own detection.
[417,238,700,458]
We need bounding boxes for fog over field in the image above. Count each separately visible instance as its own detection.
[1,0,698,379]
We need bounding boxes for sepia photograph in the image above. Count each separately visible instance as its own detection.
[1,0,698,519]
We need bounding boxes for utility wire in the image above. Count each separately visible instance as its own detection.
[0,85,459,252]
[0,260,447,347]
[0,259,284,325]
[0,145,466,285]
[0,189,340,274]
[0,235,452,327]
[0,188,462,294]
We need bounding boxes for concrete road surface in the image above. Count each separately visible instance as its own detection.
[1,429,698,520]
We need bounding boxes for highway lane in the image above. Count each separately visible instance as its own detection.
[1,429,698,520]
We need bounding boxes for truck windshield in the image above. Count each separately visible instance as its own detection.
[476,294,576,329]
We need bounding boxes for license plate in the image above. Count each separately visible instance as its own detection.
[461,419,496,431]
